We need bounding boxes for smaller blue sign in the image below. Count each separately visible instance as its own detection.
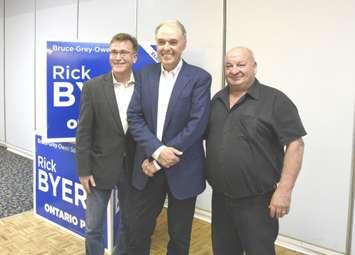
[35,134,113,247]
[35,135,87,236]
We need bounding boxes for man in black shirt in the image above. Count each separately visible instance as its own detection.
[206,47,306,255]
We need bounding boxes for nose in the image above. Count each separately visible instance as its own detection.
[113,54,123,60]
[229,65,240,74]
[162,42,171,51]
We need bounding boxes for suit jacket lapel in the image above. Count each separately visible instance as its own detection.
[149,65,161,135]
[102,73,125,135]
[163,62,191,132]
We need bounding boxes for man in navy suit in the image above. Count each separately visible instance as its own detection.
[127,20,211,254]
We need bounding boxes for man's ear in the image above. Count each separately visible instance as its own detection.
[254,62,257,75]
[133,53,138,64]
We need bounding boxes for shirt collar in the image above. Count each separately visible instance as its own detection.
[215,78,260,105]
[112,72,135,87]
[161,59,183,77]
[245,78,260,100]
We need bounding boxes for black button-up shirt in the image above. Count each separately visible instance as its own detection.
[206,79,306,198]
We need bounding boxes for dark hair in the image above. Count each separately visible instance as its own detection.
[110,33,138,52]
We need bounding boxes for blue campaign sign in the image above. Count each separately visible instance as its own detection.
[113,188,121,248]
[35,135,87,237]
[134,43,158,71]
[46,41,158,141]
[47,41,110,140]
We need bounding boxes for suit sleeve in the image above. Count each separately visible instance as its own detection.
[75,82,94,176]
[166,72,211,151]
[127,72,163,156]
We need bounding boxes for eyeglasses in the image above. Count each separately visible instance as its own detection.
[109,50,133,57]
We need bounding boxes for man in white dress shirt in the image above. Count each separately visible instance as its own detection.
[76,33,137,255]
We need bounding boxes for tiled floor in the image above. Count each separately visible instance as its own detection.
[0,210,303,255]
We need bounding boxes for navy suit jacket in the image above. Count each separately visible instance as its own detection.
[127,61,211,199]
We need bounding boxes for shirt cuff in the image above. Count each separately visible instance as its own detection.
[152,145,166,160]
[152,160,162,171]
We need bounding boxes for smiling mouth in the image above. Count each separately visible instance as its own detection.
[162,52,173,56]
[230,75,243,79]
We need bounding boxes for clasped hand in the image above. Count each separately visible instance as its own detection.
[141,159,158,177]
[157,147,183,168]
[141,147,183,176]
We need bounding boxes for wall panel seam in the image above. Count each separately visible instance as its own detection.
[221,0,226,89]
[135,0,138,39]
[34,0,37,131]
[346,100,355,254]
[76,0,79,39]
[3,0,6,142]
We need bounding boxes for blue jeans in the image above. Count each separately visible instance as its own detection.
[85,187,111,255]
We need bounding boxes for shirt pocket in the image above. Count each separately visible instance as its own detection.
[234,114,259,139]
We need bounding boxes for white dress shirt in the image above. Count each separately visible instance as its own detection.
[152,59,183,164]
[112,72,135,134]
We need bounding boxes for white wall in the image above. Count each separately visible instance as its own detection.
[35,0,78,135]
[226,0,355,253]
[4,0,35,152]
[0,0,4,143]
[77,0,136,42]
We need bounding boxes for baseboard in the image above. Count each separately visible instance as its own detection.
[276,235,343,255]
[5,144,33,159]
[194,207,211,223]
[194,207,343,255]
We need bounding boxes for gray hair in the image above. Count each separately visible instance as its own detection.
[155,20,187,40]
[226,47,256,65]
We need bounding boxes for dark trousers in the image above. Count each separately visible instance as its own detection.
[212,191,278,255]
[126,171,197,255]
